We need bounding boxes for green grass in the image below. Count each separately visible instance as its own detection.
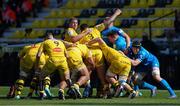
[0,86,180,106]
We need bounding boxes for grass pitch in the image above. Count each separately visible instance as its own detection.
[0,86,179,106]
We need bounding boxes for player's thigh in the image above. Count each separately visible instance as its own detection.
[58,60,70,80]
[152,67,162,81]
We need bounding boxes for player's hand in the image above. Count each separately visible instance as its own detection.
[71,43,77,47]
[124,46,130,55]
[84,28,92,35]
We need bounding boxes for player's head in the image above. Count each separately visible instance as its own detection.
[132,40,141,54]
[69,17,79,30]
[80,23,89,32]
[44,32,54,40]
[107,30,118,43]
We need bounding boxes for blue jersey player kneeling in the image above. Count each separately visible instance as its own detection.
[127,40,177,99]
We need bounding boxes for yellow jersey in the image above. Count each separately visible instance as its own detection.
[79,23,105,47]
[64,28,78,43]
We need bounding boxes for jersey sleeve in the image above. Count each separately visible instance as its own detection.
[67,28,77,37]
[137,52,146,62]
[94,23,105,32]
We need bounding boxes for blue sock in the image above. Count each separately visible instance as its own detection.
[141,81,156,90]
[160,79,176,96]
[134,85,139,91]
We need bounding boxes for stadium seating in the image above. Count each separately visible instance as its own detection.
[3,0,179,39]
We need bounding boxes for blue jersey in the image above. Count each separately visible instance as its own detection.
[128,46,159,68]
[101,26,126,49]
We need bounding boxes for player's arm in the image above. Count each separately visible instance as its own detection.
[61,40,77,48]
[64,46,69,58]
[69,29,92,43]
[122,31,131,49]
[94,9,122,32]
[35,43,44,71]
[103,8,122,26]
[86,50,95,69]
[128,58,141,66]
[87,38,104,46]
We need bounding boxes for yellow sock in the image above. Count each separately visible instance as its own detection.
[45,85,49,88]
[16,91,21,95]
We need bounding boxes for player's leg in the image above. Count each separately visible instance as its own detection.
[133,72,157,97]
[37,61,55,100]
[152,67,177,98]
[44,76,52,98]
[105,72,119,98]
[7,85,15,98]
[15,78,25,99]
[72,67,90,98]
[58,72,68,100]
[14,68,30,99]
[58,60,71,100]
[27,77,38,98]
[82,64,93,98]
[91,49,108,97]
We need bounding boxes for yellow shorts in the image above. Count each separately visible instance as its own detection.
[67,50,86,70]
[41,57,69,78]
[108,59,131,77]
[90,48,105,68]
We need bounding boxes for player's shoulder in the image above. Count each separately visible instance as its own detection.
[67,28,76,35]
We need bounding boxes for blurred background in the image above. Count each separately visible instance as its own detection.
[0,0,180,89]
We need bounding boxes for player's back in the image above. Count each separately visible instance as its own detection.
[20,43,44,69]
[42,39,66,58]
[23,43,41,61]
[100,43,129,64]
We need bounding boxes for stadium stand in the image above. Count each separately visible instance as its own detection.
[1,0,179,40]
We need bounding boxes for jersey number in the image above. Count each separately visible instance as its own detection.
[54,41,59,46]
